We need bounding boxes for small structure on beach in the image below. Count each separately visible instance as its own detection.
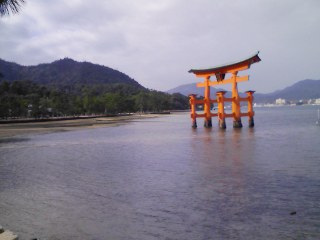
[188,52,261,128]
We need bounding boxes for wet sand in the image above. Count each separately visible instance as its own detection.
[0,114,160,139]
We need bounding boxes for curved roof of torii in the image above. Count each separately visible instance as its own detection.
[188,51,261,75]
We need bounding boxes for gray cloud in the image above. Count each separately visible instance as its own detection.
[0,0,319,93]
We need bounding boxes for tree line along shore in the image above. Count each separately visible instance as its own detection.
[0,80,189,120]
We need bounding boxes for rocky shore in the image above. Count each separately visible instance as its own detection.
[0,225,18,240]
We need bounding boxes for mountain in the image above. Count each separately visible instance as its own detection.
[167,79,320,103]
[254,79,320,102]
[167,83,227,97]
[0,58,143,88]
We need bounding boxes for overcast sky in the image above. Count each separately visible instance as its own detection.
[1,0,319,93]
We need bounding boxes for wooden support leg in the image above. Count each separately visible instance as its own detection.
[189,94,198,128]
[203,76,212,128]
[204,119,212,128]
[232,72,242,128]
[192,119,197,128]
[246,90,255,128]
[233,119,243,128]
[217,91,226,129]
[219,118,226,129]
[249,117,254,128]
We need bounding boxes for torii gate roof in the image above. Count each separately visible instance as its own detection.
[188,52,261,76]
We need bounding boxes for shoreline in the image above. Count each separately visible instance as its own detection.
[0,113,129,124]
[0,113,163,139]
[0,225,18,240]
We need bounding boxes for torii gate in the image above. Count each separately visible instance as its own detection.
[188,52,261,128]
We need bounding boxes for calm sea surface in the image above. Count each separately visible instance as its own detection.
[0,106,320,240]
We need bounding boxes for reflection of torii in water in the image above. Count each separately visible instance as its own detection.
[188,52,261,128]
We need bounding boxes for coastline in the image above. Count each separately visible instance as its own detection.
[0,114,161,139]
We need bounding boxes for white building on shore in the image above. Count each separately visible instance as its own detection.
[275,98,287,105]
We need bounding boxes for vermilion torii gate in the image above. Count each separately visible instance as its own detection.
[188,52,261,128]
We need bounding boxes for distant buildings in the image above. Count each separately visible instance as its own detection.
[274,98,320,106]
[275,98,287,105]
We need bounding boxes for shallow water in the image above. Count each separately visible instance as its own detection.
[0,106,320,239]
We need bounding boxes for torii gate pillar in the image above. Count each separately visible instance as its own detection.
[246,90,255,128]
[203,76,212,127]
[231,72,242,128]
[216,91,226,129]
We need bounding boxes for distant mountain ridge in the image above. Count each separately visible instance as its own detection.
[167,79,320,103]
[254,79,320,102]
[167,83,226,96]
[1,58,319,103]
[0,58,143,88]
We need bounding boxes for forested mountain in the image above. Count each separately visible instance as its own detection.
[0,58,189,118]
[167,79,320,103]
[0,58,143,88]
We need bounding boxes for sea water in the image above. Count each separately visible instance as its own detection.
[0,106,319,240]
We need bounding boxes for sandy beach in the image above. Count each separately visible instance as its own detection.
[0,114,160,139]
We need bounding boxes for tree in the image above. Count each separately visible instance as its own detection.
[0,0,25,17]
[103,93,122,114]
[133,91,151,112]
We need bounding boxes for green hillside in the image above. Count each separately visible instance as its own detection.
[0,58,189,118]
[0,58,143,87]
